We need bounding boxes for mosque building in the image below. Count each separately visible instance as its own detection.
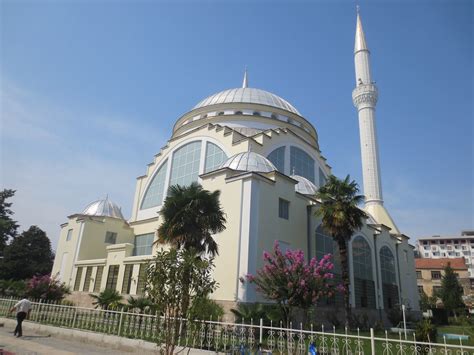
[51,11,419,317]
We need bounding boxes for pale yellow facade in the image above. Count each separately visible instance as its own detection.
[51,84,419,316]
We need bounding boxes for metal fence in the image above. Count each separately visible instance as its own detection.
[1,297,473,354]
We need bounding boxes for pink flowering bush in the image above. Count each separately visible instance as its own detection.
[26,274,70,301]
[246,241,344,325]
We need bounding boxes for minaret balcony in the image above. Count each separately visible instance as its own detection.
[352,83,378,108]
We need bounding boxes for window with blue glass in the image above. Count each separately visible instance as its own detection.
[133,233,154,256]
[204,142,227,173]
[267,146,285,173]
[290,146,315,182]
[380,246,399,309]
[169,141,202,187]
[352,236,376,308]
[141,160,168,209]
[319,167,327,187]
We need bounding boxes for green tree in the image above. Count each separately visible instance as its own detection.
[0,189,19,255]
[419,289,438,312]
[158,183,226,256]
[246,242,338,327]
[90,289,123,309]
[146,248,217,355]
[315,175,368,326]
[439,263,464,320]
[1,226,54,280]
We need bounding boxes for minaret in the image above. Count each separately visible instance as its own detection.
[352,9,400,234]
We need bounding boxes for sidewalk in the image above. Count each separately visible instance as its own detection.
[0,319,217,354]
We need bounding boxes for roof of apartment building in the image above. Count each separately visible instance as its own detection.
[415,258,467,270]
[417,230,474,241]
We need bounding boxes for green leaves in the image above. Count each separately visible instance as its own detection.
[158,182,226,256]
[90,289,123,309]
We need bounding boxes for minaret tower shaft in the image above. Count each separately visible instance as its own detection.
[352,10,400,234]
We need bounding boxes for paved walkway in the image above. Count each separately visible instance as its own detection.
[0,325,145,354]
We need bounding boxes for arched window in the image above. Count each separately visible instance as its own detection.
[141,160,168,209]
[267,146,285,173]
[380,246,399,309]
[169,141,202,188]
[352,236,376,309]
[204,142,227,173]
[315,226,342,306]
[315,226,341,273]
[290,146,315,183]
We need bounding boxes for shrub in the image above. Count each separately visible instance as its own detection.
[0,279,27,297]
[415,319,437,343]
[26,274,70,301]
[60,299,75,306]
[246,242,340,326]
[231,303,283,325]
[386,307,403,327]
[188,296,224,321]
[90,289,123,309]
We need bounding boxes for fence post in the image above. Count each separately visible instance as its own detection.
[118,307,124,336]
[259,318,263,345]
[72,307,77,329]
[370,328,375,355]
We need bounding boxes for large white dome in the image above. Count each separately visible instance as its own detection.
[194,87,301,116]
[220,151,276,173]
[81,197,124,220]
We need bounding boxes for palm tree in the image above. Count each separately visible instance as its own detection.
[127,295,155,313]
[90,289,123,309]
[158,182,226,256]
[315,175,368,326]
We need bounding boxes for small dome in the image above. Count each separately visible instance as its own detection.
[291,175,318,195]
[81,197,124,220]
[194,87,301,116]
[220,151,276,173]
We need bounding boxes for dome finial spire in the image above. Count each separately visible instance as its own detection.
[242,67,248,88]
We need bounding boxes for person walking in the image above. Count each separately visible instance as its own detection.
[9,297,32,338]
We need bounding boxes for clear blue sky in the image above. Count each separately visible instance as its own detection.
[1,0,472,248]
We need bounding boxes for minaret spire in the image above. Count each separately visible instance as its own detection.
[352,9,400,234]
[242,67,248,88]
[354,8,368,53]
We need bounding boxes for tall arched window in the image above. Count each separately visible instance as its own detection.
[380,246,399,309]
[169,141,202,187]
[141,159,168,209]
[267,147,285,173]
[204,142,227,173]
[315,226,342,306]
[352,236,376,308]
[290,146,315,182]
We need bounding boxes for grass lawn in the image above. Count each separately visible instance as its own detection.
[437,325,474,346]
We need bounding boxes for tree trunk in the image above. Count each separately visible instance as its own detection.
[337,238,352,328]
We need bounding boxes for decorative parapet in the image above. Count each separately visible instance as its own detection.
[352,83,378,108]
